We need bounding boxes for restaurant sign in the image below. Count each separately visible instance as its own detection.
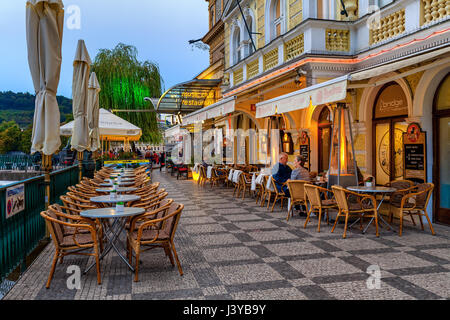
[403,123,427,182]
[5,184,25,219]
[374,83,408,119]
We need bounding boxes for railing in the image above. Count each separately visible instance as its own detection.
[0,155,35,171]
[0,165,79,283]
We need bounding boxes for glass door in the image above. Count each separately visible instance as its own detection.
[374,119,407,185]
[436,116,450,224]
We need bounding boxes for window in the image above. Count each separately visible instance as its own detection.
[273,0,282,38]
[210,4,215,28]
[233,27,242,64]
[243,16,255,57]
[215,0,222,24]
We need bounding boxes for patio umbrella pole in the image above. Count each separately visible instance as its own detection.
[42,153,52,238]
[77,152,83,182]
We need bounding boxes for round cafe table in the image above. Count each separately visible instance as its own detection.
[99,181,134,187]
[81,207,145,273]
[346,186,397,233]
[90,194,141,205]
[96,187,137,193]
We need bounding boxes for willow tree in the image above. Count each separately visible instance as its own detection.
[92,43,164,144]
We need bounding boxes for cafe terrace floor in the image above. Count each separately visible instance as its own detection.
[4,170,450,300]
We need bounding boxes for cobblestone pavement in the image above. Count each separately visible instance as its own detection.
[4,170,450,300]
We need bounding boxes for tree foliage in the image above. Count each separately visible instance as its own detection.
[0,121,33,154]
[91,43,164,144]
[0,91,73,128]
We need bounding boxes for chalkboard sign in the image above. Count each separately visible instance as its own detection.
[298,131,310,171]
[405,144,424,170]
[403,123,426,182]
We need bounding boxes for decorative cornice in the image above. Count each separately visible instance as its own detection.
[202,20,225,45]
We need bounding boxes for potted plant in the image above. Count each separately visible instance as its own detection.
[115,201,124,212]
[365,176,374,187]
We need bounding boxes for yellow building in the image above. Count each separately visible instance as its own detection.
[164,0,450,225]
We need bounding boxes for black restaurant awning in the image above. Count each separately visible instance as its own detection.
[156,78,221,115]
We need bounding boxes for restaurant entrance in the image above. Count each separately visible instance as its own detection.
[433,73,450,225]
[372,82,409,186]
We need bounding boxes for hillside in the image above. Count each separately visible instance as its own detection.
[0,91,73,128]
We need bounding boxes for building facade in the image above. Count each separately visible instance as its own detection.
[165,0,450,225]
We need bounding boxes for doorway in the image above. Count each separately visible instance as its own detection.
[433,73,450,225]
[372,82,409,185]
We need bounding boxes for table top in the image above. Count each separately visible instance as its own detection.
[90,194,141,203]
[99,182,134,187]
[105,178,135,182]
[347,186,396,193]
[96,187,137,193]
[80,207,145,219]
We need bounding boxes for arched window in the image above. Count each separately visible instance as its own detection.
[232,26,242,64]
[271,0,282,39]
[243,15,255,57]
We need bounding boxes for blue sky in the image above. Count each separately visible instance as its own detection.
[0,0,210,98]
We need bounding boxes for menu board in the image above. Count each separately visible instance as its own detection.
[298,131,310,171]
[403,123,426,182]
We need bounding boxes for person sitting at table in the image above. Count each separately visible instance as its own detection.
[290,155,310,182]
[271,152,292,196]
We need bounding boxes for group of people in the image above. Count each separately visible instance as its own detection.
[271,152,311,196]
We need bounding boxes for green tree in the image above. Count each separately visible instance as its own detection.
[91,43,164,144]
[0,121,22,153]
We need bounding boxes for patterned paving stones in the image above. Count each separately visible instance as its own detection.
[3,169,450,300]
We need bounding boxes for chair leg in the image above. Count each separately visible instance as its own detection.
[164,245,175,266]
[304,207,313,229]
[331,210,341,233]
[94,245,102,285]
[317,208,322,233]
[343,213,350,239]
[374,210,379,237]
[134,248,141,282]
[46,250,60,289]
[409,213,417,226]
[418,212,425,231]
[399,213,403,237]
[271,195,278,212]
[286,202,292,221]
[423,210,436,235]
[170,240,183,276]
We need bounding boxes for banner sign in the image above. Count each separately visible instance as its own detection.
[6,184,25,219]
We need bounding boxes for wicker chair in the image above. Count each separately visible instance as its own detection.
[331,185,378,238]
[210,167,227,187]
[237,172,253,199]
[40,206,102,288]
[303,184,337,232]
[268,176,288,212]
[286,180,308,221]
[389,183,435,236]
[127,203,184,282]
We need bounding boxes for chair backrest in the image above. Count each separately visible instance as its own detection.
[304,184,322,207]
[287,180,307,202]
[41,208,65,245]
[412,183,434,209]
[331,185,349,211]
[389,180,415,190]
[163,203,184,241]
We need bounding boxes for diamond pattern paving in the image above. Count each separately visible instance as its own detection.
[3,170,450,300]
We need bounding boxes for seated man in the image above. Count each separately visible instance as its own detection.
[271,152,292,196]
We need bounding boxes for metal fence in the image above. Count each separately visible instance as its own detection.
[0,165,79,283]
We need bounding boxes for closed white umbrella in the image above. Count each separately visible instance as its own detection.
[87,72,101,152]
[71,39,91,152]
[26,0,64,155]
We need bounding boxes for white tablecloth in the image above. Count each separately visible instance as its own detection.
[207,166,213,179]
[251,173,269,191]
[228,169,234,181]
[232,170,242,183]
